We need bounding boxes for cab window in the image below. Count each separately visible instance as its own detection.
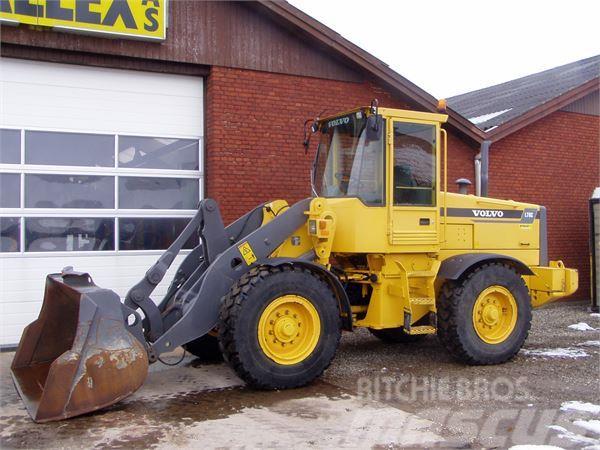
[393,122,436,206]
[315,113,386,205]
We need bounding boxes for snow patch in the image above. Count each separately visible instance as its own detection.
[548,425,599,445]
[568,322,597,331]
[521,347,588,358]
[560,401,600,415]
[574,420,600,435]
[590,313,600,318]
[578,341,600,347]
[509,446,565,450]
[469,108,512,125]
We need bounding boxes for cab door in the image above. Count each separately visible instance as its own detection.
[388,119,440,250]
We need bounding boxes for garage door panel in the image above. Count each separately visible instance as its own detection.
[1,58,203,136]
[0,58,203,346]
[2,92,202,137]
[1,59,203,98]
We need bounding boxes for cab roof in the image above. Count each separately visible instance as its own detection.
[319,107,448,126]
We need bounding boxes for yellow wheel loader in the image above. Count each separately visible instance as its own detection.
[11,102,578,422]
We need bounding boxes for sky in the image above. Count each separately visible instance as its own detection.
[287,0,600,99]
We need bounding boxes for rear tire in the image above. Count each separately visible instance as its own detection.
[437,263,531,365]
[218,265,341,389]
[183,333,223,361]
[369,327,424,343]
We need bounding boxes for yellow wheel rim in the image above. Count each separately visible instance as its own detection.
[257,295,321,365]
[472,286,518,344]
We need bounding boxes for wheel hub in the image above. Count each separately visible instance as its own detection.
[274,317,299,342]
[472,286,518,344]
[482,304,500,326]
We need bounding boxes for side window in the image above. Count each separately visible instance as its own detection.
[393,122,436,206]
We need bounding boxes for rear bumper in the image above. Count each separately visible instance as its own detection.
[526,261,579,307]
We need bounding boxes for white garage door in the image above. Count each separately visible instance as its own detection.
[0,58,204,346]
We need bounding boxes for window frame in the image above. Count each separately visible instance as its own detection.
[390,119,438,208]
[314,116,388,207]
[0,126,203,256]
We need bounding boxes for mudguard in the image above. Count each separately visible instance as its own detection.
[264,258,353,331]
[438,253,534,281]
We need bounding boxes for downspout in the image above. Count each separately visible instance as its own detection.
[474,155,481,196]
[475,140,491,197]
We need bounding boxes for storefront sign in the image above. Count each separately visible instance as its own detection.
[0,0,167,41]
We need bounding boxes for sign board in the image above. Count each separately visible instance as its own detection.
[0,0,167,41]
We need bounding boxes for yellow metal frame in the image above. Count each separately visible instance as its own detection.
[441,128,448,244]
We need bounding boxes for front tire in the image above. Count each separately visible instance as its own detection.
[218,265,341,389]
[437,263,532,365]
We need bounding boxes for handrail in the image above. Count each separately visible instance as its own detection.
[440,128,448,244]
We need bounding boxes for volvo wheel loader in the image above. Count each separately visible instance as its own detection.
[12,103,578,422]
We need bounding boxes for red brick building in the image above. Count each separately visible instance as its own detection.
[0,1,596,345]
[449,57,600,298]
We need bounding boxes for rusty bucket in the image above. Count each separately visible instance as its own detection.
[11,272,149,422]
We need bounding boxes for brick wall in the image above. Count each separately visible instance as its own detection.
[205,66,476,223]
[447,132,477,192]
[490,110,600,298]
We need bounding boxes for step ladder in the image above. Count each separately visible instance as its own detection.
[402,261,440,335]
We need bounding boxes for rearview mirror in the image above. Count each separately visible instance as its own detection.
[366,114,382,141]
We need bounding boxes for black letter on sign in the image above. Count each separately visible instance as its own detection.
[103,0,136,29]
[14,0,43,17]
[46,0,73,21]
[76,0,101,24]
[0,0,12,14]
[144,8,158,31]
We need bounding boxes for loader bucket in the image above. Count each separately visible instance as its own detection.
[11,272,149,422]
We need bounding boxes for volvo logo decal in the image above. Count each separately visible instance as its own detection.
[472,209,504,218]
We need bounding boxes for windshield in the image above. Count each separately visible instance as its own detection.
[313,112,385,205]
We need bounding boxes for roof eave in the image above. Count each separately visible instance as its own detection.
[256,1,486,145]
[484,77,600,142]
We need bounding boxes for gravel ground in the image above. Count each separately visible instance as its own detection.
[0,299,598,448]
[323,299,600,448]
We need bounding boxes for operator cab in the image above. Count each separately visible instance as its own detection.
[311,104,448,249]
[312,106,446,209]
